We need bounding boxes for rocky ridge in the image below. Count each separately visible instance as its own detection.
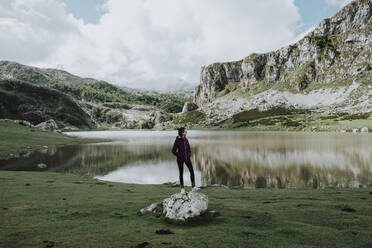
[193,0,372,116]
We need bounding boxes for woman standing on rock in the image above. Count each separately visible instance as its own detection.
[172,127,200,195]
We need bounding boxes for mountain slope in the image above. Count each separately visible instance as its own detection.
[0,79,96,129]
[0,61,188,129]
[185,0,372,131]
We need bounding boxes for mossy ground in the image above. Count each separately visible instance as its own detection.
[0,121,110,160]
[167,109,372,132]
[212,110,372,132]
[165,110,207,129]
[1,171,372,248]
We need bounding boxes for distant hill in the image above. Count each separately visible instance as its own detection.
[0,61,188,129]
[0,79,96,129]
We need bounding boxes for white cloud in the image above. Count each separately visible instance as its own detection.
[0,0,301,91]
[326,0,353,7]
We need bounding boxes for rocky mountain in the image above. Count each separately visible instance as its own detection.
[187,0,372,131]
[0,61,187,130]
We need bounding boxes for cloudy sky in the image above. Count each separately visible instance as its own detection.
[0,0,352,91]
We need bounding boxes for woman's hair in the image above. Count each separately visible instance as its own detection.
[178,127,185,136]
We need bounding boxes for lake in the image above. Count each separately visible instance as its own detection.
[1,130,372,188]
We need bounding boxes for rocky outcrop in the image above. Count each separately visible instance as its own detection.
[194,61,242,105]
[35,119,58,131]
[140,191,209,223]
[194,0,372,106]
[87,101,172,129]
[182,102,199,113]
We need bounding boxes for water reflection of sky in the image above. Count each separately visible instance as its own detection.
[2,130,372,188]
[95,160,202,186]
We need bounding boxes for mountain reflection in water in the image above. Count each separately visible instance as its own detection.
[1,130,371,188]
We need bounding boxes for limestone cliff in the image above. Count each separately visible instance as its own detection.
[194,0,372,106]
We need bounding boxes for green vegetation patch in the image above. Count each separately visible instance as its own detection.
[172,110,207,125]
[214,107,309,130]
[339,112,371,121]
[215,82,240,98]
[309,34,337,51]
[285,59,316,91]
[231,107,306,123]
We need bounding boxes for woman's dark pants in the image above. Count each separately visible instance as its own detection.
[177,159,195,188]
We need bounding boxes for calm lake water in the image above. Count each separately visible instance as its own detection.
[1,130,372,188]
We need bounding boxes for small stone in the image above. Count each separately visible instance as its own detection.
[37,163,47,169]
[241,215,252,219]
[209,210,220,217]
[136,242,149,248]
[155,229,174,235]
[140,202,161,215]
[42,240,55,247]
[361,127,369,133]
[341,207,356,213]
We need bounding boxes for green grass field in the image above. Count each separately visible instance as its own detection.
[1,171,372,248]
[1,119,372,247]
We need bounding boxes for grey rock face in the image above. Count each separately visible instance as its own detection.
[193,0,372,106]
[194,61,242,105]
[35,119,58,131]
[182,102,199,113]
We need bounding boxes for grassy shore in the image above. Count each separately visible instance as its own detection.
[0,121,111,160]
[1,170,372,248]
[1,119,372,247]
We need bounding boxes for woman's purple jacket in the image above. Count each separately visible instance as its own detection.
[172,135,191,162]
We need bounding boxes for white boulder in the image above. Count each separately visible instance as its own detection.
[361,127,369,133]
[37,163,47,169]
[162,191,208,221]
[140,191,209,222]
